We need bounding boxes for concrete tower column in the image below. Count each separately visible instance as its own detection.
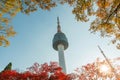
[57,44,66,73]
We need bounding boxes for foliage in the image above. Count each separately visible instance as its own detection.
[0,62,75,80]
[68,0,120,49]
[3,62,12,71]
[0,59,120,80]
[75,57,120,80]
[0,0,19,47]
[0,0,120,48]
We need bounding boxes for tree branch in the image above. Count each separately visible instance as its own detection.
[106,3,120,23]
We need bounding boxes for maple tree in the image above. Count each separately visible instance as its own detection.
[0,59,120,80]
[0,62,75,80]
[0,0,19,46]
[74,57,120,80]
[0,0,120,48]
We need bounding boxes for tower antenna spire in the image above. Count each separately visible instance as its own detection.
[57,17,60,25]
[98,45,118,79]
[57,17,61,32]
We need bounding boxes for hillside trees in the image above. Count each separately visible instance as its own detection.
[0,0,120,48]
[0,59,120,80]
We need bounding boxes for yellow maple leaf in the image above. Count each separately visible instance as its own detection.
[0,13,2,17]
[5,40,10,46]
[0,41,2,46]
[0,35,5,40]
[0,26,3,30]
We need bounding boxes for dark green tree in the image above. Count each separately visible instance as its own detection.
[3,62,12,71]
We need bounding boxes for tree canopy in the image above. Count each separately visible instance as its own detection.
[0,58,120,80]
[0,0,120,48]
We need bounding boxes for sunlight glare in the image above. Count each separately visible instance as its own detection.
[99,64,110,74]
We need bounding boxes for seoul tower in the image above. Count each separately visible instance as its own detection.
[52,17,69,73]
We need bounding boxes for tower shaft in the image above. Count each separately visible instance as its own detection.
[57,44,66,73]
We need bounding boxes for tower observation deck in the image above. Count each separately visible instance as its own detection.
[52,17,69,73]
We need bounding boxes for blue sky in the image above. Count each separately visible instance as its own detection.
[0,4,120,73]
